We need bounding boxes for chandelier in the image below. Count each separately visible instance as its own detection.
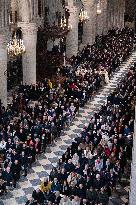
[96,0,102,15]
[7,33,26,57]
[79,9,89,22]
[60,16,72,31]
[67,20,72,31]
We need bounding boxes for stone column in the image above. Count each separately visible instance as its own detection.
[119,0,125,28]
[102,0,108,34]
[18,22,37,85]
[109,0,125,29]
[11,0,18,23]
[34,0,38,17]
[107,0,112,30]
[107,0,124,30]
[0,33,7,107]
[107,0,116,30]
[115,0,123,28]
[99,0,108,35]
[18,0,30,22]
[82,0,96,45]
[46,0,64,25]
[112,0,117,28]
[66,6,78,58]
[47,0,56,25]
[96,3,103,36]
[0,0,10,28]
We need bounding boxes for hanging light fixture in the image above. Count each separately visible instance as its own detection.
[67,19,72,31]
[96,0,102,15]
[7,32,25,57]
[60,16,72,31]
[79,9,89,22]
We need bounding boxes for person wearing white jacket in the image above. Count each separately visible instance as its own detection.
[59,195,72,205]
[0,139,6,150]
[71,196,80,205]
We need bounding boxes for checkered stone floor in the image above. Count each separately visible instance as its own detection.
[1,51,136,205]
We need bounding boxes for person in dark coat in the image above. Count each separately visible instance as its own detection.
[11,160,21,188]
[2,166,13,187]
[64,159,75,173]
[25,197,37,205]
[61,180,69,195]
[32,188,45,204]
[77,183,86,199]
[54,191,62,205]
[93,174,103,190]
[86,187,98,203]
[98,187,109,205]
[51,178,61,193]
[20,151,28,176]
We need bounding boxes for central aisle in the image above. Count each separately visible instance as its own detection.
[1,51,136,205]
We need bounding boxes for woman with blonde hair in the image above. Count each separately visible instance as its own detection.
[48,79,53,89]
[40,177,51,193]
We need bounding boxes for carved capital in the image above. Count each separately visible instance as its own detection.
[18,22,37,36]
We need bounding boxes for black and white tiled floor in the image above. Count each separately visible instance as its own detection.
[1,52,136,205]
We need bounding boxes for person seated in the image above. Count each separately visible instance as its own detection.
[61,180,69,195]
[40,177,51,193]
[2,166,13,188]
[54,191,62,205]
[98,187,109,205]
[0,138,6,151]
[11,160,21,188]
[59,195,72,205]
[71,195,81,205]
[80,198,89,205]
[0,178,7,195]
[51,178,61,193]
[32,188,45,204]
[76,184,86,199]
[20,151,28,176]
[64,159,75,173]
[25,196,37,205]
[86,186,97,203]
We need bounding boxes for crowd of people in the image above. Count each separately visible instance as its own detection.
[70,27,135,70]
[0,27,135,204]
[7,56,22,90]
[27,64,135,205]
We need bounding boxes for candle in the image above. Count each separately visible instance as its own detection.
[63,52,66,67]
